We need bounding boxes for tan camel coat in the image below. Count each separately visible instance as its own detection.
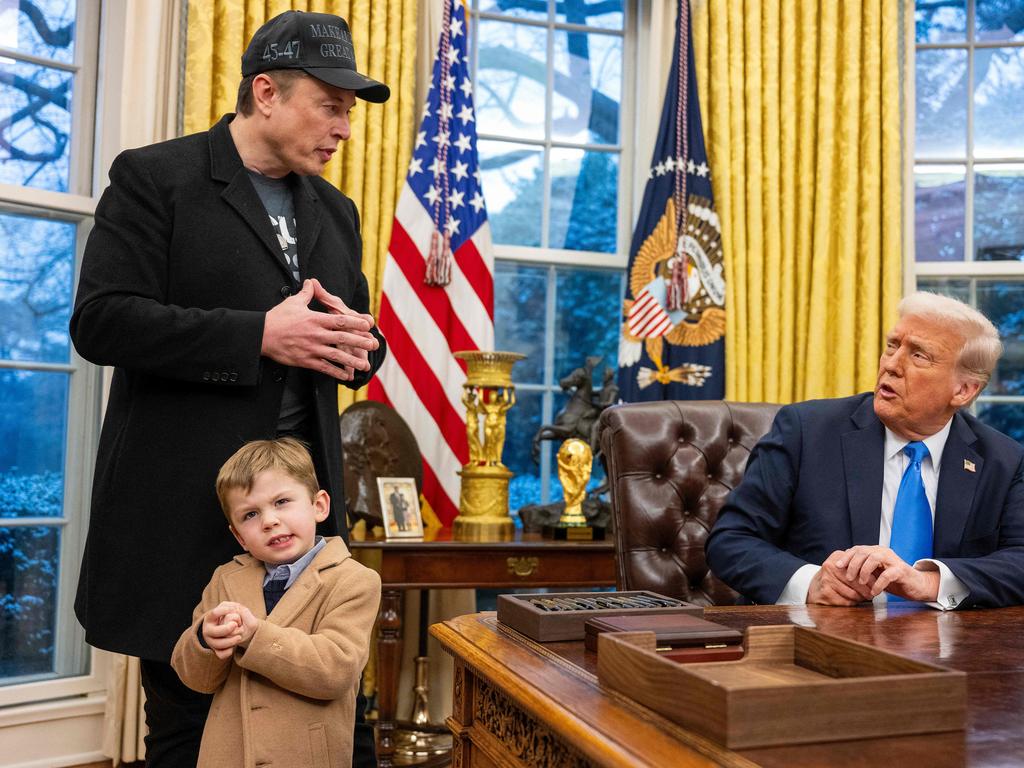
[171,537,381,768]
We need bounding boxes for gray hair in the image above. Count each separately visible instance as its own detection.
[898,291,1002,391]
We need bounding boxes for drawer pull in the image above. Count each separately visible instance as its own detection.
[507,556,539,577]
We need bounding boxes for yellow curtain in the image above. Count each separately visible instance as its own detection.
[692,0,909,403]
[183,0,418,411]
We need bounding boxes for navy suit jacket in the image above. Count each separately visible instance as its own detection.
[705,393,1024,608]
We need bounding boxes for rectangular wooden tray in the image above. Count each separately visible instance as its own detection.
[497,591,702,642]
[597,624,966,748]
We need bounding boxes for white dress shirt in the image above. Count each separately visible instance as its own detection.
[777,418,969,610]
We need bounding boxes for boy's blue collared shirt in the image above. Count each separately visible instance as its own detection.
[262,535,326,589]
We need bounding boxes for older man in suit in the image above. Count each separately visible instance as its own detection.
[706,292,1024,609]
[71,11,387,768]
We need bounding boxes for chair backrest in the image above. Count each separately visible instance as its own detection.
[598,400,781,606]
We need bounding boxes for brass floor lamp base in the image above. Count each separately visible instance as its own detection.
[393,726,453,766]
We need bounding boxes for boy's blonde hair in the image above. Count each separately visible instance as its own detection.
[216,438,320,522]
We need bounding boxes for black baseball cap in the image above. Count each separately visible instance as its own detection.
[241,11,390,103]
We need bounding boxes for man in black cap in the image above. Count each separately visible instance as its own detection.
[71,12,388,767]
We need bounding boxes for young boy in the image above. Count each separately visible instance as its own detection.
[171,438,381,768]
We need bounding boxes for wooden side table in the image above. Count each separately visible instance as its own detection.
[350,528,616,768]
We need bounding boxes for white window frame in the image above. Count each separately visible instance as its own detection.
[911,0,1024,421]
[469,1,635,502]
[0,0,109,710]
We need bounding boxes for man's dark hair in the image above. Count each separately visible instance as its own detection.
[235,70,307,115]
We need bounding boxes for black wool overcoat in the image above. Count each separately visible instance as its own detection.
[70,114,386,661]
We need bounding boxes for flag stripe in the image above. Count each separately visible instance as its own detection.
[389,216,478,365]
[454,236,493,320]
[369,0,494,525]
[378,294,468,459]
[379,257,469,418]
[421,459,461,526]
[396,190,493,349]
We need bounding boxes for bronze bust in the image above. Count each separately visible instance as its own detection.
[340,401,423,530]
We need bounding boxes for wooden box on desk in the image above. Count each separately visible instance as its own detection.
[598,624,966,749]
[497,591,702,642]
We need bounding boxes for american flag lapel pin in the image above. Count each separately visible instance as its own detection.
[964,459,976,473]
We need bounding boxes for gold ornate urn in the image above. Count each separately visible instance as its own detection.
[452,351,525,541]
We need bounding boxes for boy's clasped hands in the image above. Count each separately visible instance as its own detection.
[202,601,259,659]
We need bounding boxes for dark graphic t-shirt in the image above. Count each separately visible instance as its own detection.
[247,170,310,437]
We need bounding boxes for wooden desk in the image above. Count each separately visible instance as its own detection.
[350,529,615,767]
[431,604,1024,767]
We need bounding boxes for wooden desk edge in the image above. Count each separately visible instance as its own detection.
[431,615,757,768]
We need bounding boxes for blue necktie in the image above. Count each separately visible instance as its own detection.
[890,441,933,567]
[263,577,288,614]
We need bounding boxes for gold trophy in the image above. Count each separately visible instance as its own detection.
[543,438,605,540]
[452,351,524,541]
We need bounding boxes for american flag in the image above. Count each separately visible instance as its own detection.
[368,0,493,526]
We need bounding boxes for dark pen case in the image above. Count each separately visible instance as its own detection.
[584,613,743,654]
[497,591,702,642]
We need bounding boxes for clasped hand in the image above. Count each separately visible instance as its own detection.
[261,278,379,382]
[201,601,259,659]
[808,545,940,606]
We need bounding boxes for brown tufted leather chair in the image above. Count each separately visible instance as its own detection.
[598,400,781,606]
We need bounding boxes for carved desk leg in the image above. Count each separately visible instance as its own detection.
[448,659,473,768]
[377,588,404,768]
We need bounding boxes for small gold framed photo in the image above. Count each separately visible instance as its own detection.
[377,477,423,539]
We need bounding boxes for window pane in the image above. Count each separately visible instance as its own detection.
[2,0,76,64]
[916,277,971,303]
[0,370,68,518]
[915,0,966,43]
[915,166,965,261]
[974,165,1024,260]
[476,19,547,141]
[976,0,1024,43]
[976,280,1024,396]
[553,266,622,378]
[549,147,618,252]
[0,212,75,363]
[916,49,968,158]
[973,47,1024,159]
[0,59,73,191]
[479,139,543,246]
[552,30,621,144]
[478,0,547,22]
[506,388,543,511]
[556,0,623,30]
[976,402,1024,442]
[494,260,547,383]
[0,526,60,681]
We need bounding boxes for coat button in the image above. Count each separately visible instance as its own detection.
[211,372,220,382]
[280,285,292,297]
[202,372,210,381]
[273,368,285,383]
[229,372,238,382]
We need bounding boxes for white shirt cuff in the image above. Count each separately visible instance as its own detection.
[776,564,820,604]
[915,559,969,610]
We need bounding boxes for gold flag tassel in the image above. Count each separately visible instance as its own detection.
[424,230,453,286]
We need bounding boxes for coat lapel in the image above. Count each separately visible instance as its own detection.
[208,115,296,284]
[293,175,323,279]
[223,555,270,620]
[841,397,887,546]
[934,412,982,554]
[266,539,349,627]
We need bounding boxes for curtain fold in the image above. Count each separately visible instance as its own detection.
[184,0,418,413]
[692,0,908,403]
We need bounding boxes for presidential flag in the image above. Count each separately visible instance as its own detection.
[368,0,493,526]
[617,0,724,401]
